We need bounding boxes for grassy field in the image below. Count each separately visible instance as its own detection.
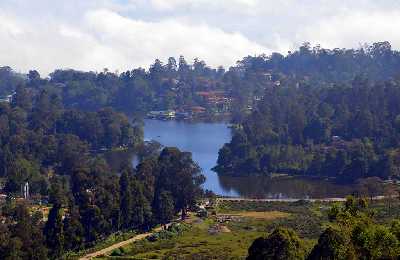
[101,217,271,259]
[98,198,400,259]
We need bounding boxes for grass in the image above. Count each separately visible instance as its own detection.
[65,231,137,259]
[101,207,295,259]
[102,215,270,259]
[223,211,290,220]
[99,199,400,259]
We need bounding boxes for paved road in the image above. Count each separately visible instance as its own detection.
[79,226,167,260]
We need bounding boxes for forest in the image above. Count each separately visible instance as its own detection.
[1,42,400,258]
[215,42,400,182]
[1,42,400,120]
[0,83,205,259]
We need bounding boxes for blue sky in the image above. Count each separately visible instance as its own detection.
[1,0,400,75]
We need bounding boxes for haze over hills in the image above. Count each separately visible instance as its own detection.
[2,1,400,259]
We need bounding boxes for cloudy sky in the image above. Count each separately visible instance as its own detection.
[1,0,400,75]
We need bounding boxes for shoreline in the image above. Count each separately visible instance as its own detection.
[216,195,387,203]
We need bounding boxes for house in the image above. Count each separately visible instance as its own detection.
[262,72,272,81]
[175,111,191,120]
[0,93,14,103]
[191,106,206,114]
[196,91,233,113]
[147,110,176,120]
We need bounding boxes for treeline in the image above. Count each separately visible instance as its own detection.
[0,147,205,259]
[247,197,400,259]
[0,78,206,259]
[215,77,400,182]
[239,41,400,83]
[0,85,142,195]
[1,42,400,117]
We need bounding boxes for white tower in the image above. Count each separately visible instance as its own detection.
[23,182,29,199]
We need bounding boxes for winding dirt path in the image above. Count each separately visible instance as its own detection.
[79,226,165,260]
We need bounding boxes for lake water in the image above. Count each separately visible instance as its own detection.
[106,120,355,198]
[140,120,355,199]
[143,119,237,196]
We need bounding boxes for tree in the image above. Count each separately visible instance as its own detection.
[356,177,383,201]
[352,224,400,259]
[154,190,174,228]
[247,228,305,260]
[63,205,84,251]
[12,203,48,259]
[119,170,132,229]
[156,147,205,219]
[12,84,31,111]
[308,227,355,260]
[130,179,152,230]
[44,204,64,259]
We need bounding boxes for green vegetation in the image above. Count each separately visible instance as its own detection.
[215,76,400,182]
[2,42,400,259]
[102,217,266,259]
[101,197,400,259]
[248,197,400,259]
[1,42,400,121]
[0,87,205,259]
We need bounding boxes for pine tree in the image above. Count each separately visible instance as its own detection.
[119,170,132,229]
[63,205,84,251]
[44,204,64,259]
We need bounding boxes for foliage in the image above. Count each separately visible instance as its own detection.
[247,196,400,259]
[216,78,400,182]
[247,227,306,260]
[0,84,205,258]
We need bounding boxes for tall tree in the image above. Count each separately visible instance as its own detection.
[247,227,305,260]
[44,204,64,259]
[119,169,132,229]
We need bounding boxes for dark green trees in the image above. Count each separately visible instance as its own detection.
[307,227,354,260]
[0,204,48,260]
[247,227,305,260]
[248,197,400,259]
[119,168,152,231]
[154,147,205,219]
[312,196,400,259]
[44,204,64,259]
[216,78,400,182]
[119,169,133,229]
[63,205,84,252]
[154,190,175,227]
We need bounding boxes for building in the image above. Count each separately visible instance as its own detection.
[0,93,14,103]
[147,110,176,120]
[190,106,206,115]
[196,91,233,113]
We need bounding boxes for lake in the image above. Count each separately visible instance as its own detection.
[107,119,355,199]
[141,120,355,199]
[142,119,237,196]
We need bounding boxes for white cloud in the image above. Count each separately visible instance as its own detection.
[0,8,269,75]
[0,1,400,75]
[84,9,269,68]
[298,11,400,49]
[148,0,259,12]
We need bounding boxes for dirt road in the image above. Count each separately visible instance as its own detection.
[79,226,165,260]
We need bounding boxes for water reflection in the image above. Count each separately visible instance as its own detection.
[218,175,354,199]
[105,120,355,199]
[142,119,236,196]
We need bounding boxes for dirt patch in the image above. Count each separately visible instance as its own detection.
[219,225,231,233]
[236,211,290,220]
[208,224,231,235]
